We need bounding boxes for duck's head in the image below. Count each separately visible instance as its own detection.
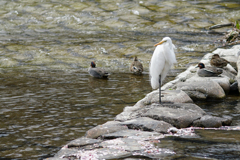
[212,54,220,59]
[90,61,96,68]
[134,56,138,61]
[197,63,205,69]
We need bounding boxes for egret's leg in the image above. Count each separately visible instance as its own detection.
[159,75,161,104]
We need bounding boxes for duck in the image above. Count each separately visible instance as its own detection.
[197,62,223,77]
[130,56,143,75]
[210,54,229,68]
[88,61,109,78]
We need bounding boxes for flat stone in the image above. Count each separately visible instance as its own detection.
[176,80,225,100]
[101,129,162,140]
[137,89,193,107]
[86,148,131,160]
[64,147,131,160]
[85,121,128,139]
[66,137,102,148]
[100,138,142,152]
[186,74,230,94]
[115,105,142,122]
[121,117,173,134]
[45,158,68,160]
[142,103,206,128]
[53,148,79,159]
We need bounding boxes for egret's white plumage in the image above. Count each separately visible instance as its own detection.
[149,37,177,89]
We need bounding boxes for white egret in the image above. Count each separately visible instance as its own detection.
[130,56,143,75]
[88,61,109,78]
[149,37,177,103]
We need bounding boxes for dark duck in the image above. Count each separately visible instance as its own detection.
[88,61,109,78]
[197,62,223,77]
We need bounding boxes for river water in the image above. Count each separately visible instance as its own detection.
[0,0,240,159]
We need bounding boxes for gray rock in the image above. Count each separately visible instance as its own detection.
[230,81,238,93]
[115,105,142,122]
[176,80,225,100]
[88,148,132,160]
[66,137,102,148]
[45,158,68,160]
[186,74,231,94]
[115,90,193,122]
[142,103,206,128]
[99,138,175,159]
[237,56,240,93]
[100,138,143,152]
[101,129,162,139]
[85,121,128,139]
[53,147,79,159]
[192,115,232,128]
[137,89,193,107]
[121,117,173,134]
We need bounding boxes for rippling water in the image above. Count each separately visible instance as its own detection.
[0,0,240,159]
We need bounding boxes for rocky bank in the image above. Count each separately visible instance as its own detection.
[46,45,240,160]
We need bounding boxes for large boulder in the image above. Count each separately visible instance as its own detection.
[115,89,193,121]
[142,103,206,128]
[186,74,230,94]
[176,80,225,100]
[192,115,232,128]
[136,89,193,107]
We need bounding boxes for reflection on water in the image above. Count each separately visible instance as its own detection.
[0,0,240,159]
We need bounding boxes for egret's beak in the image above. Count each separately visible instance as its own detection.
[154,40,166,47]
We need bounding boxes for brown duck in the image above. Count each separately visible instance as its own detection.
[130,56,143,75]
[210,54,229,68]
